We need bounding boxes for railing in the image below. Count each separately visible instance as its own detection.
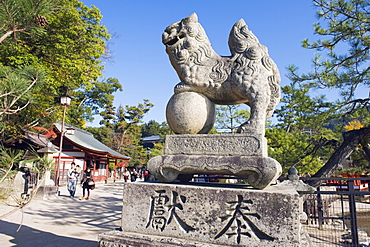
[301,177,370,247]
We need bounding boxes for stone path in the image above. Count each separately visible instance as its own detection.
[0,181,125,247]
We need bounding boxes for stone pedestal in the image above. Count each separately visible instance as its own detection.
[40,170,55,186]
[148,134,281,189]
[163,133,268,156]
[13,171,27,197]
[34,185,58,200]
[149,155,281,189]
[99,182,301,247]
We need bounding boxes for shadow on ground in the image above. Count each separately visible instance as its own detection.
[0,220,97,247]
[30,186,123,231]
[0,183,125,247]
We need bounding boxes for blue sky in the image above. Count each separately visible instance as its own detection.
[81,0,322,126]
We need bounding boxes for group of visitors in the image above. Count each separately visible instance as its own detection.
[122,168,140,182]
[68,165,156,199]
[67,163,95,200]
[121,168,156,182]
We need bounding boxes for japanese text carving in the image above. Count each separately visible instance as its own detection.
[146,190,195,233]
[214,195,275,244]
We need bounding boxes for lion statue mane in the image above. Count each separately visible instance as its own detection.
[162,13,280,134]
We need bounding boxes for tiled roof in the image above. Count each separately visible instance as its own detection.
[24,131,53,147]
[54,122,130,159]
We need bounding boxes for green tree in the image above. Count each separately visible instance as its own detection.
[266,128,337,174]
[0,144,24,183]
[141,120,161,137]
[88,100,154,167]
[0,0,117,139]
[215,105,250,133]
[86,125,114,148]
[74,77,122,126]
[141,120,173,138]
[113,99,154,151]
[271,79,341,174]
[275,81,334,133]
[99,103,117,129]
[280,0,370,184]
[0,66,48,142]
[0,0,57,43]
[287,0,370,119]
[123,124,147,167]
[298,0,370,105]
[0,0,57,141]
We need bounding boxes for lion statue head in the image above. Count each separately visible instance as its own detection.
[162,13,214,66]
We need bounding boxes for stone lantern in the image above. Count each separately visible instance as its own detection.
[37,142,58,186]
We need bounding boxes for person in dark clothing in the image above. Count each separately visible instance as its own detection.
[22,167,31,197]
[130,169,137,182]
[80,167,94,200]
[144,171,156,182]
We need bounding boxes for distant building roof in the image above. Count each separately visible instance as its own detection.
[141,135,163,142]
[53,121,130,160]
[24,130,51,147]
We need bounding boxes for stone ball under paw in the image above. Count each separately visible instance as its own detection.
[166,92,215,134]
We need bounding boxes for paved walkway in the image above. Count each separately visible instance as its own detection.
[0,181,126,247]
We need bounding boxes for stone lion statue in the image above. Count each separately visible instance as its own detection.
[162,13,280,135]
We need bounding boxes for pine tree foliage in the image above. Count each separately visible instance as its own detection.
[272,0,370,178]
[141,120,172,138]
[0,0,57,43]
[288,0,370,116]
[0,0,120,141]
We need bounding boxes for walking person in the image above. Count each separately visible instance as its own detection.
[67,162,78,198]
[80,167,95,200]
[75,165,81,182]
[75,164,81,175]
[123,168,130,182]
[130,169,137,182]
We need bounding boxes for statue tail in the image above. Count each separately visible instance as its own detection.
[266,74,280,118]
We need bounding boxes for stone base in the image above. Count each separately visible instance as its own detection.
[148,134,282,189]
[99,231,222,247]
[34,185,58,200]
[99,182,301,247]
[148,155,281,189]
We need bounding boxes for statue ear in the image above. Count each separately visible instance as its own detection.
[183,13,198,24]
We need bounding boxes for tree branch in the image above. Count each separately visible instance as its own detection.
[0,78,37,116]
[308,127,370,187]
